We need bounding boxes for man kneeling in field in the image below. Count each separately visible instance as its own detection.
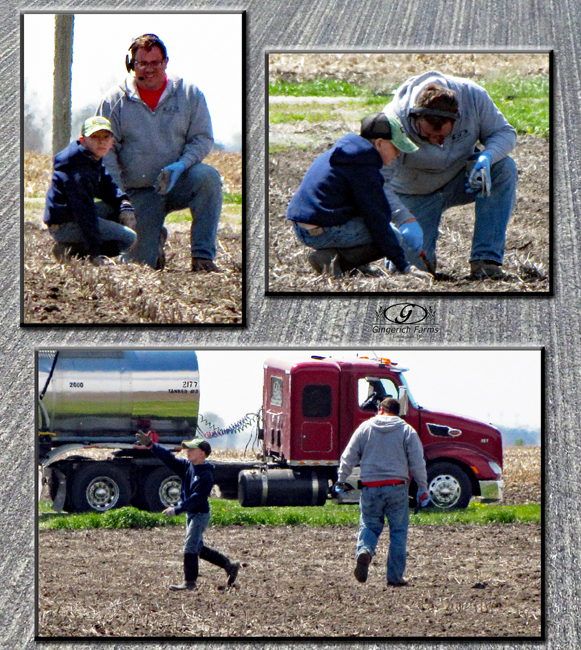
[135,431,240,591]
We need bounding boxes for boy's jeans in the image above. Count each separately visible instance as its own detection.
[356,484,410,584]
[292,218,422,268]
[395,156,518,266]
[184,511,211,554]
[126,163,222,268]
[49,202,136,255]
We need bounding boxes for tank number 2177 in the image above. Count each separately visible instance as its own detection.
[183,381,198,388]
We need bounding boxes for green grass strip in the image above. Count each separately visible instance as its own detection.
[38,499,540,530]
[269,79,366,97]
[269,75,549,138]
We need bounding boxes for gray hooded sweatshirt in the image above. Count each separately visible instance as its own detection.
[382,71,517,226]
[97,73,214,191]
[338,414,427,493]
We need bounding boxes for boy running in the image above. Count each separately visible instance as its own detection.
[135,431,240,591]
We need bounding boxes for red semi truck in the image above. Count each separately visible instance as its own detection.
[39,350,503,512]
[238,355,503,509]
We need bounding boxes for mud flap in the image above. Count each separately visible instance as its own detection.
[51,468,67,513]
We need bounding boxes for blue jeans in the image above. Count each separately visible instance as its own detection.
[292,218,421,266]
[49,202,136,256]
[184,511,211,554]
[395,156,517,265]
[357,484,409,584]
[126,163,222,268]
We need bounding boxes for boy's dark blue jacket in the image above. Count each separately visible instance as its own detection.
[150,443,213,515]
[286,133,408,271]
[44,140,127,255]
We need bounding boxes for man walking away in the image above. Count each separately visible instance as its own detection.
[335,397,429,586]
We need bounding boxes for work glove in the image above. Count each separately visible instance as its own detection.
[119,200,137,231]
[399,220,423,257]
[163,507,177,518]
[135,430,153,447]
[155,161,186,195]
[466,152,492,196]
[332,481,353,496]
[417,491,430,508]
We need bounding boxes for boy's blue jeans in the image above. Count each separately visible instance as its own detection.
[125,163,222,268]
[184,511,211,554]
[395,156,518,266]
[292,218,423,268]
[356,484,410,584]
[49,202,136,255]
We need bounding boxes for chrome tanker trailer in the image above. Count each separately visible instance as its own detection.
[38,349,250,512]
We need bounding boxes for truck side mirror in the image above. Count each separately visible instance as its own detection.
[398,386,409,416]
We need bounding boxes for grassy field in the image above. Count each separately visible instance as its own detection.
[269,74,550,141]
[38,498,540,530]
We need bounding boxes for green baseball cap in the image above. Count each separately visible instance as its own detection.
[82,116,114,138]
[360,112,418,153]
[181,438,212,456]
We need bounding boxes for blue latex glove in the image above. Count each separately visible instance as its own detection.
[399,220,423,257]
[466,152,492,196]
[157,161,186,195]
[417,491,430,508]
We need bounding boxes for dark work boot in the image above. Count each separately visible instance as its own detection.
[200,546,241,586]
[169,552,198,591]
[307,248,340,275]
[155,227,168,271]
[335,244,384,274]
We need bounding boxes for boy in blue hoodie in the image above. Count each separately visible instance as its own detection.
[286,113,429,277]
[44,116,136,266]
[135,432,240,591]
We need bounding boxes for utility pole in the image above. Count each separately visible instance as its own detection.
[52,14,74,156]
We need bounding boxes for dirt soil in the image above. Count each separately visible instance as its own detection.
[38,448,542,638]
[268,54,550,293]
[23,151,243,325]
[38,522,541,638]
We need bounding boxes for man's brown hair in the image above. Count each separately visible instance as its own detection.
[380,397,400,415]
[126,34,167,71]
[415,83,459,130]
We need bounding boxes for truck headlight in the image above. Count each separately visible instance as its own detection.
[488,461,502,476]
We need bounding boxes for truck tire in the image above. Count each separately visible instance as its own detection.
[427,462,472,509]
[70,462,131,513]
[142,467,181,512]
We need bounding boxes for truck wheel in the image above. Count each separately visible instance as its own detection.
[70,463,131,513]
[427,462,472,509]
[142,467,181,512]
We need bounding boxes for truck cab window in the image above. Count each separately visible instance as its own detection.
[358,377,398,411]
[302,384,332,418]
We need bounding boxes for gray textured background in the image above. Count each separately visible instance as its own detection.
[4,0,578,647]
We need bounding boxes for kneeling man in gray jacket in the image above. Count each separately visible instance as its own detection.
[336,397,428,586]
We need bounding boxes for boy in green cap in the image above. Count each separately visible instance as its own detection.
[286,112,430,277]
[44,116,137,266]
[135,431,240,591]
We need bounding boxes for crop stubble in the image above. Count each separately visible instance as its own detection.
[23,151,243,325]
